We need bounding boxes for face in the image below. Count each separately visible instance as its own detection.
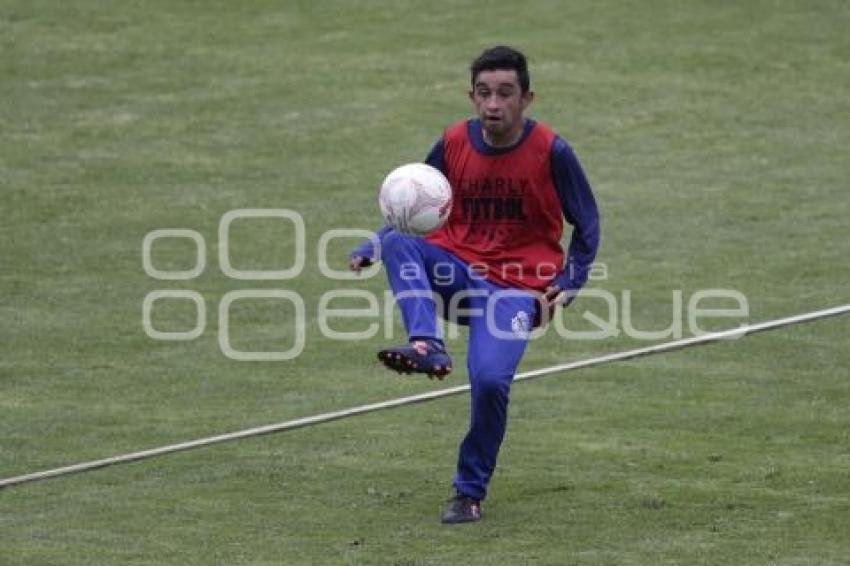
[469,69,533,146]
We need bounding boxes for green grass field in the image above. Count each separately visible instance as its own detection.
[2,1,849,564]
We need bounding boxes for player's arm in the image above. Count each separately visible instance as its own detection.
[544,137,601,307]
[349,138,446,273]
[348,225,390,272]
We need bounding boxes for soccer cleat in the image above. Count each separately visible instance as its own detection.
[377,339,453,380]
[441,493,482,524]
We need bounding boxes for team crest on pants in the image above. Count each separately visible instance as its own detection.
[511,310,530,339]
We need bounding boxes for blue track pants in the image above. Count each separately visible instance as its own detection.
[381,230,537,500]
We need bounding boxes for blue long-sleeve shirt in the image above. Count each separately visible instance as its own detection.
[353,119,600,293]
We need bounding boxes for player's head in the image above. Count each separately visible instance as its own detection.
[469,46,534,146]
[470,46,530,94]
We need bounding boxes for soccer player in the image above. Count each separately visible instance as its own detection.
[349,46,600,523]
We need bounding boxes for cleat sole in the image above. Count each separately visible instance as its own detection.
[377,346,452,380]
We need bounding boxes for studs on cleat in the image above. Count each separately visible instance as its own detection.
[377,342,452,381]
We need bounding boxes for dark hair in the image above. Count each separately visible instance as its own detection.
[470,46,530,93]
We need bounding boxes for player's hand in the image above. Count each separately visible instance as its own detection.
[534,285,572,328]
[349,256,368,274]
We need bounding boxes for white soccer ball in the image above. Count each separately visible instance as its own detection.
[378,163,452,236]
